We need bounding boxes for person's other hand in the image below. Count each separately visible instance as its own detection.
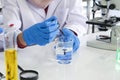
[61,28,80,53]
[23,16,59,46]
[0,28,3,33]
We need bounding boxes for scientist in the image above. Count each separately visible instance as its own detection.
[3,0,87,53]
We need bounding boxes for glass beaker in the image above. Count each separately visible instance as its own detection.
[55,35,73,64]
[3,24,19,80]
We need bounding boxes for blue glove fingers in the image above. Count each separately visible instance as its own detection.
[46,16,57,22]
[61,28,80,52]
[36,28,59,40]
[23,28,35,46]
[0,28,3,33]
[73,36,80,53]
[34,37,49,46]
[30,29,51,45]
[23,25,45,46]
[42,16,57,29]
[61,28,74,42]
[26,22,58,39]
[23,16,59,46]
[46,20,59,32]
[62,28,74,36]
[34,28,59,43]
[48,29,59,42]
[22,25,48,46]
[29,28,49,45]
[37,16,57,29]
[45,19,57,26]
[23,29,49,46]
[40,22,59,33]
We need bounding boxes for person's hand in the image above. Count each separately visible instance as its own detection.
[0,28,3,33]
[61,28,80,53]
[23,16,59,46]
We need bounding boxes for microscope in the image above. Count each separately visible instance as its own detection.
[86,0,120,51]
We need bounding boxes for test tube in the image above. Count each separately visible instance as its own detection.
[3,24,18,80]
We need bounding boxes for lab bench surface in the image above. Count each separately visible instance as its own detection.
[0,32,120,80]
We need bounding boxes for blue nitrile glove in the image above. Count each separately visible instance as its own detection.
[61,28,80,53]
[0,28,3,34]
[23,16,59,46]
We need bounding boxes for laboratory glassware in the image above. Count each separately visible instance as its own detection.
[3,24,19,80]
[55,34,73,64]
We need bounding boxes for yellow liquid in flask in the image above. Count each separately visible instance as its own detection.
[4,49,18,80]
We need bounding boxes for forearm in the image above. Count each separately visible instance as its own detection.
[17,33,27,48]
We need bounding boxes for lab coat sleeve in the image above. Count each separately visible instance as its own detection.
[3,0,22,35]
[64,0,88,37]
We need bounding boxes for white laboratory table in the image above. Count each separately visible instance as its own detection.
[0,32,120,80]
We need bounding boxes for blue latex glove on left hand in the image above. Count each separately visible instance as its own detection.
[61,28,80,53]
[23,16,59,46]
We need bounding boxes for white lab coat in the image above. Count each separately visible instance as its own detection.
[3,0,87,37]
